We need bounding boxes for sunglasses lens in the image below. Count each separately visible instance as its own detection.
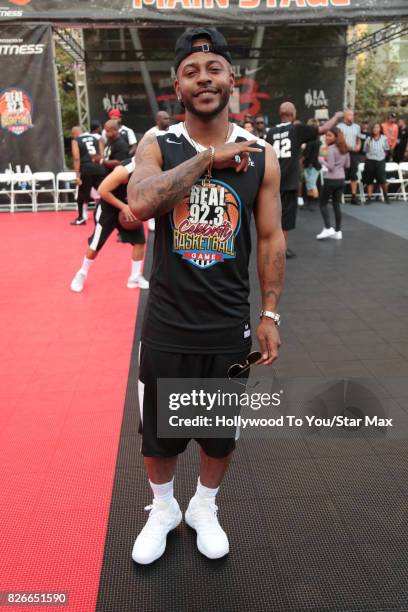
[228,364,244,379]
[248,351,262,365]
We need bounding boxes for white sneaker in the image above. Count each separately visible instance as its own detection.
[331,230,343,240]
[127,275,149,289]
[132,498,182,565]
[185,496,229,559]
[316,227,335,240]
[70,271,86,292]
[148,218,155,232]
[297,197,304,207]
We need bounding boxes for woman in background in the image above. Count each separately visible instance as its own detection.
[316,127,350,240]
[363,123,390,204]
[303,118,322,208]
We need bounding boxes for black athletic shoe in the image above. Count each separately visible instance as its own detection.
[70,217,86,226]
[350,196,360,206]
[286,248,296,259]
[384,196,391,205]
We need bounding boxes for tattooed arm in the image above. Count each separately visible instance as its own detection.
[127,134,263,220]
[127,133,211,220]
[254,143,286,365]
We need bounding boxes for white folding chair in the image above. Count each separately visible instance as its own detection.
[11,172,35,212]
[398,162,408,203]
[385,162,406,201]
[0,173,13,211]
[33,172,57,211]
[357,162,366,204]
[56,172,78,210]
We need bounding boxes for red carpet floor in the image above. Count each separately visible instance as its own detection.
[0,211,144,611]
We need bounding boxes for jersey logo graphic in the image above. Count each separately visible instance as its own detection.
[166,138,182,144]
[171,179,241,269]
[0,88,33,135]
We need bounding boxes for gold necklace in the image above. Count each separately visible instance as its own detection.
[183,121,232,152]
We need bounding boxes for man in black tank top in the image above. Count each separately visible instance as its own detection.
[70,123,106,226]
[266,103,342,258]
[127,28,286,565]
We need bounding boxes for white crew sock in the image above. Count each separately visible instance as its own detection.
[195,477,219,499]
[131,260,142,278]
[80,256,93,275]
[149,478,175,503]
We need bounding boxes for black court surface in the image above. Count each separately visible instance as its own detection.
[96,203,408,612]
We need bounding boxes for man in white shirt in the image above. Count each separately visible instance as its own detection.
[337,110,362,205]
[145,111,171,136]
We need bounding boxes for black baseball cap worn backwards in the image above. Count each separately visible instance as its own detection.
[175,28,232,71]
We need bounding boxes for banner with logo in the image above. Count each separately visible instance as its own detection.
[0,24,64,173]
[0,0,407,23]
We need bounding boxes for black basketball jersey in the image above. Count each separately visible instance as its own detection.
[141,122,266,354]
[104,136,130,163]
[266,122,318,191]
[77,133,104,175]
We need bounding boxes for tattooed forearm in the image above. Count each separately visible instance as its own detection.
[127,135,211,220]
[135,157,208,218]
[257,239,286,311]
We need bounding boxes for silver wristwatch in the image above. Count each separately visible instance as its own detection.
[260,310,281,326]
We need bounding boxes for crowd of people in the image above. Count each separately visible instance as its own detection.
[69,101,408,286]
[240,108,408,248]
[69,109,171,293]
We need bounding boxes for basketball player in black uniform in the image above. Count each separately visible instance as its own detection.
[70,124,105,225]
[70,159,148,292]
[127,28,286,564]
[266,102,342,258]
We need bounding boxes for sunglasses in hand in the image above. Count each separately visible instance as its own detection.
[227,351,262,379]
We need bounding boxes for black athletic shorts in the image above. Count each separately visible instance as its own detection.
[280,190,298,231]
[345,151,359,182]
[88,201,145,252]
[363,159,386,185]
[138,343,250,458]
[78,174,104,204]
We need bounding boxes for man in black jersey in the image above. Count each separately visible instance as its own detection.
[266,102,342,258]
[127,28,286,565]
[102,120,130,171]
[70,159,148,292]
[103,109,138,156]
[70,124,105,226]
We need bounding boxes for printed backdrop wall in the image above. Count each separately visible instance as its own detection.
[86,26,346,133]
[0,24,64,173]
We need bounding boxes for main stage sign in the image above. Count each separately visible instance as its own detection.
[1,0,407,23]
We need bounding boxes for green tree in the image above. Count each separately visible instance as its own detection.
[355,49,398,121]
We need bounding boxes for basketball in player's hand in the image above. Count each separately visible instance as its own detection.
[118,210,143,231]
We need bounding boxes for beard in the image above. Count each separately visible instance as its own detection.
[182,87,230,119]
